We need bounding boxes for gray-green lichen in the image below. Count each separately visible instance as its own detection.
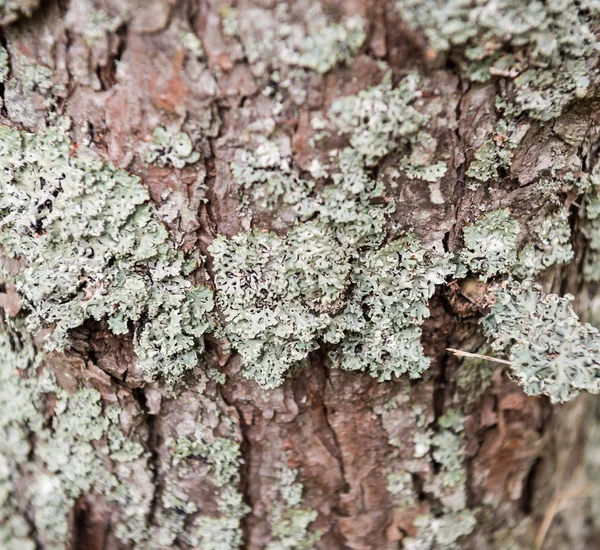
[0,123,214,383]
[513,208,573,278]
[266,467,322,550]
[329,72,444,173]
[171,434,242,487]
[398,0,600,120]
[212,145,454,388]
[179,433,249,550]
[230,141,315,211]
[460,209,520,281]
[405,510,477,550]
[465,120,529,188]
[145,126,201,169]
[483,279,600,403]
[0,46,9,84]
[0,328,150,548]
[228,2,365,78]
[402,410,476,549]
[285,15,366,74]
[0,0,39,25]
[0,330,43,550]
[329,236,455,381]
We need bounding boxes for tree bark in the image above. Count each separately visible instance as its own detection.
[1,1,600,549]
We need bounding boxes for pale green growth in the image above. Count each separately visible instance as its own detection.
[33,388,112,544]
[404,510,477,550]
[171,435,242,487]
[152,486,198,548]
[405,410,475,549]
[0,0,39,25]
[105,423,145,463]
[460,209,520,281]
[483,279,600,403]
[83,9,122,43]
[455,351,494,404]
[231,141,315,211]
[180,432,249,550]
[212,149,391,388]
[21,62,54,97]
[466,140,503,184]
[387,471,416,507]
[287,16,366,74]
[413,430,433,458]
[0,331,44,550]
[181,32,205,57]
[0,329,150,547]
[210,228,336,388]
[220,5,239,37]
[216,143,456,387]
[330,236,456,381]
[398,0,599,120]
[266,467,322,550]
[465,119,529,188]
[584,400,600,536]
[513,209,573,278]
[194,487,250,550]
[329,72,433,167]
[0,124,214,384]
[400,159,448,182]
[145,126,201,169]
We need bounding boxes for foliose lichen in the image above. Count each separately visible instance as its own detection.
[397,0,600,120]
[403,410,476,549]
[0,327,152,548]
[465,119,529,188]
[460,209,520,281]
[180,433,249,550]
[329,236,455,381]
[230,141,315,211]
[329,72,445,173]
[266,467,322,550]
[0,123,214,383]
[513,208,573,278]
[483,279,600,403]
[284,15,366,74]
[145,126,201,169]
[583,178,600,282]
[213,144,454,388]
[0,330,44,550]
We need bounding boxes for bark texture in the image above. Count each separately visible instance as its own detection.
[1,1,600,550]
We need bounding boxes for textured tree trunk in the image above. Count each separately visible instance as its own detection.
[2,1,600,550]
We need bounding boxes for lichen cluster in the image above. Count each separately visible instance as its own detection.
[514,208,574,278]
[397,0,600,120]
[460,209,520,281]
[145,126,201,169]
[285,15,366,74]
[0,123,214,383]
[391,410,476,549]
[212,140,454,387]
[484,279,600,403]
[266,467,322,550]
[168,432,249,550]
[0,329,149,548]
[329,72,446,178]
[465,119,529,188]
[224,1,366,78]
